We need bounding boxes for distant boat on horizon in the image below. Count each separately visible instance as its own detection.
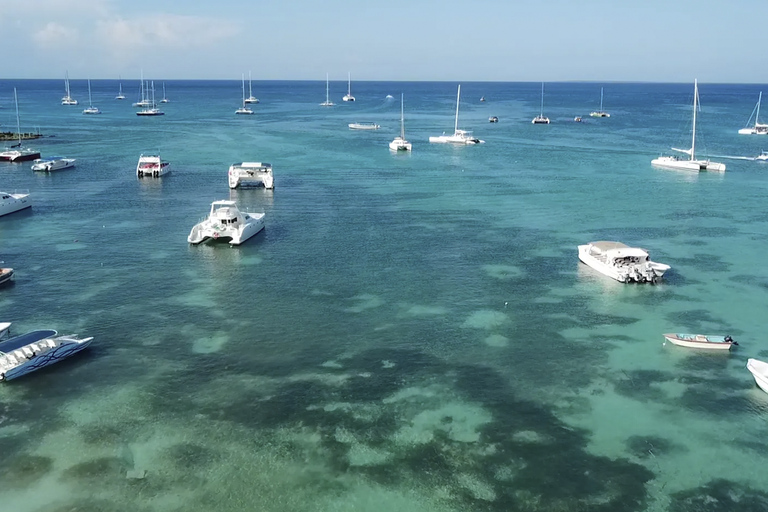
[320,73,334,106]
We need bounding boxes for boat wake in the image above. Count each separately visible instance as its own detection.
[709,155,763,161]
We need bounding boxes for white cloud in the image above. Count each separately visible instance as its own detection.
[32,22,79,48]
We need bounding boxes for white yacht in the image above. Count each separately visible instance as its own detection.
[235,74,254,115]
[0,266,13,287]
[348,122,380,130]
[31,157,76,172]
[61,72,78,105]
[228,162,274,189]
[578,241,670,284]
[115,76,126,100]
[738,92,767,135]
[532,82,550,124]
[0,329,94,382]
[342,72,355,102]
[651,80,725,172]
[244,71,259,104]
[589,87,610,117]
[0,89,41,162]
[429,85,484,144]
[320,74,334,106]
[389,93,412,152]
[188,200,265,246]
[136,154,170,177]
[0,322,10,339]
[82,79,101,114]
[0,191,31,217]
[756,150,768,161]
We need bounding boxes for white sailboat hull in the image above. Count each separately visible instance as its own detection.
[651,156,726,172]
[747,359,768,394]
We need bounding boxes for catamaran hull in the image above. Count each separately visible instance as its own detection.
[1,337,92,382]
[651,157,725,172]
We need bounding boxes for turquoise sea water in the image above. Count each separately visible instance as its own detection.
[2,79,768,511]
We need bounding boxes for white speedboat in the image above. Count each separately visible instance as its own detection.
[136,154,170,178]
[0,322,10,339]
[82,79,101,114]
[0,329,93,382]
[747,358,768,394]
[244,71,259,104]
[31,157,76,172]
[429,85,485,144]
[589,87,610,117]
[349,122,380,130]
[578,241,670,284]
[188,200,265,246]
[663,333,738,350]
[652,80,725,172]
[738,92,768,135]
[489,116,499,123]
[756,151,768,161]
[342,72,355,102]
[0,266,13,286]
[61,72,78,105]
[532,82,550,124]
[0,191,31,217]
[389,93,412,152]
[235,74,254,115]
[0,89,41,162]
[320,73,334,106]
[228,162,274,189]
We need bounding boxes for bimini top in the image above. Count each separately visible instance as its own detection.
[589,241,648,258]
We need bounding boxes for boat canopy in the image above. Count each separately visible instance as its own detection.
[0,330,57,354]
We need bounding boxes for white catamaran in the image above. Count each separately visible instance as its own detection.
[738,91,767,135]
[244,71,259,104]
[235,74,254,115]
[532,82,550,124]
[320,74,334,106]
[82,79,101,114]
[389,93,412,152]
[429,85,484,144]
[589,87,610,117]
[61,72,77,105]
[343,72,355,102]
[651,79,725,172]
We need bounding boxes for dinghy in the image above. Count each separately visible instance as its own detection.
[662,333,737,350]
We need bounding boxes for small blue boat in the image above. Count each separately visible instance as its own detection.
[0,330,93,381]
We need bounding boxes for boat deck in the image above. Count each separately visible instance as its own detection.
[0,330,57,354]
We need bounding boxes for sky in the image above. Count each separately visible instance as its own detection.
[0,0,766,83]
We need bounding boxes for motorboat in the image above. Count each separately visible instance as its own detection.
[480,96,486,102]
[589,87,610,117]
[31,157,76,172]
[747,359,768,394]
[429,85,485,144]
[228,162,274,189]
[532,82,550,124]
[489,116,499,123]
[651,80,725,172]
[0,329,93,382]
[738,92,768,135]
[244,71,259,104]
[136,154,170,178]
[574,116,582,122]
[348,122,380,130]
[188,200,265,246]
[61,72,78,105]
[578,241,670,284]
[0,89,41,162]
[663,333,738,350]
[389,93,412,152]
[0,267,13,286]
[235,74,254,115]
[757,151,768,161]
[0,322,10,339]
[0,191,31,217]
[342,72,355,102]
[320,73,334,106]
[82,79,101,114]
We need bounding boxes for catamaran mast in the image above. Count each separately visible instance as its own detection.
[600,87,604,112]
[347,72,352,96]
[455,85,461,132]
[14,88,21,146]
[691,79,698,161]
[757,91,762,127]
[540,82,545,117]
[400,93,405,139]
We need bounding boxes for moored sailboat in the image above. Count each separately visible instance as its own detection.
[320,74,334,106]
[0,89,41,162]
[389,93,412,152]
[429,85,484,144]
[244,71,259,104]
[738,91,767,135]
[342,72,355,102]
[235,74,254,115]
[589,87,610,117]
[61,72,77,105]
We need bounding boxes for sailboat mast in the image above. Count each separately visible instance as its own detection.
[88,79,92,107]
[600,87,604,111]
[348,72,351,96]
[691,79,698,161]
[326,74,330,103]
[757,91,762,127]
[400,93,405,139]
[455,85,461,132]
[249,71,253,98]
[540,82,544,117]
[241,74,246,107]
[14,88,21,145]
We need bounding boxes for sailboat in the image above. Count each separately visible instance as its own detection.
[244,71,259,104]
[429,85,484,144]
[61,72,78,105]
[651,79,725,172]
[115,76,125,99]
[738,92,767,135]
[235,74,254,115]
[136,81,164,116]
[0,89,41,162]
[389,93,412,152]
[133,71,152,107]
[589,87,610,117]
[342,72,355,102]
[532,82,550,124]
[320,74,334,106]
[160,82,169,103]
[82,79,101,114]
